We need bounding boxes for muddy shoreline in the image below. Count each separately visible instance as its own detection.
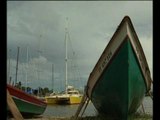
[8,113,152,120]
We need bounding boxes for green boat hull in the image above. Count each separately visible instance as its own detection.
[91,39,146,119]
[7,84,47,117]
[15,97,45,115]
[7,96,46,116]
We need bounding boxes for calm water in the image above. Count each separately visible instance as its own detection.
[42,96,153,117]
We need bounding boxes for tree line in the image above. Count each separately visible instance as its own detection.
[14,81,53,97]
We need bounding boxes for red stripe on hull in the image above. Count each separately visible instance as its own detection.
[7,84,47,107]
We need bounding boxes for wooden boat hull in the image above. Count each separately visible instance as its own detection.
[91,39,146,118]
[7,84,47,116]
[86,16,152,119]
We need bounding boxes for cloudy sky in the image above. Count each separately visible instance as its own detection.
[7,1,152,91]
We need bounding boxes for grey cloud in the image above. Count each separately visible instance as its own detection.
[7,1,152,90]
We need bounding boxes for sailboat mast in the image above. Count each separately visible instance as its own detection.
[25,46,29,92]
[37,35,42,96]
[15,46,20,85]
[52,64,54,92]
[7,49,11,84]
[65,27,68,94]
[65,17,69,94]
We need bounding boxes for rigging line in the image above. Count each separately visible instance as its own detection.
[65,18,82,89]
[70,50,81,84]
[68,33,82,82]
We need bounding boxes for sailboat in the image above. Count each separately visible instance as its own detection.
[59,19,82,105]
[46,18,82,105]
[7,47,47,116]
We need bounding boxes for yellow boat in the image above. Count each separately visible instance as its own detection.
[67,86,83,104]
[45,92,58,104]
[55,86,83,105]
[45,86,82,105]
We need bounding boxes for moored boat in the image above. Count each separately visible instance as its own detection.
[45,86,82,105]
[45,92,58,104]
[52,18,82,105]
[7,84,47,116]
[55,86,82,105]
[67,86,82,104]
[86,16,152,119]
[66,86,82,104]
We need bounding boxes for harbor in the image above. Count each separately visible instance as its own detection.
[7,1,152,120]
